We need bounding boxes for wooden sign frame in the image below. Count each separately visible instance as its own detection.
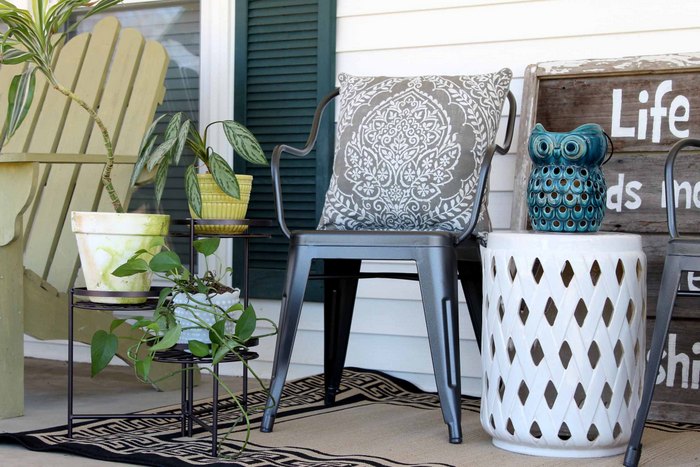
[511,52,700,229]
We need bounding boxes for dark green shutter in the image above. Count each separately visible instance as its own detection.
[234,0,336,300]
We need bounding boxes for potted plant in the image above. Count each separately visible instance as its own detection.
[131,113,268,234]
[0,0,169,303]
[91,236,277,455]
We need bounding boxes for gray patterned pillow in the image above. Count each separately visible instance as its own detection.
[318,69,512,234]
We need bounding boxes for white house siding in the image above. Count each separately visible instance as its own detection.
[26,0,700,396]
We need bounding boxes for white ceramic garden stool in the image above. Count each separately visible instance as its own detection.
[480,231,646,457]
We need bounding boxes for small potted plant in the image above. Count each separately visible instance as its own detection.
[131,114,268,234]
[0,0,170,303]
[91,236,277,455]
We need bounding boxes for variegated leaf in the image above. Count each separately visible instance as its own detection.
[209,151,240,199]
[222,120,267,165]
[184,164,202,217]
[154,158,169,206]
[3,68,36,144]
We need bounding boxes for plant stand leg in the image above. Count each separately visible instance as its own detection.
[0,162,38,419]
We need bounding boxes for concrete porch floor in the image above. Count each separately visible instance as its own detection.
[0,357,254,466]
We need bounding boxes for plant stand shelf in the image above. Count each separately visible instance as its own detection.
[67,218,274,456]
[67,288,259,457]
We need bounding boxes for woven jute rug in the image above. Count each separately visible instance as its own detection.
[0,368,697,466]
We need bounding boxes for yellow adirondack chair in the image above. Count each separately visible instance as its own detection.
[0,17,175,418]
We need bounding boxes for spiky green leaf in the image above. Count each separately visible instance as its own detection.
[172,119,190,165]
[222,120,267,165]
[208,151,240,199]
[4,68,36,144]
[153,157,169,206]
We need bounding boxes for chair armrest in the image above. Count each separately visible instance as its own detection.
[0,153,137,164]
[456,90,517,244]
[664,137,700,238]
[272,88,339,238]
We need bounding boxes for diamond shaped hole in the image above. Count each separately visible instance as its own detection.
[613,422,623,439]
[602,298,614,326]
[518,381,530,405]
[530,339,544,366]
[558,422,571,440]
[532,258,544,284]
[545,381,558,409]
[561,260,575,287]
[614,340,624,367]
[508,256,518,281]
[506,418,515,435]
[507,337,516,363]
[636,259,643,280]
[601,382,613,408]
[627,299,635,324]
[575,299,588,327]
[490,336,496,358]
[634,339,640,360]
[545,298,558,326]
[498,377,505,401]
[624,381,632,406]
[519,299,530,325]
[559,341,572,369]
[491,256,497,279]
[574,383,586,408]
[590,260,602,285]
[485,372,490,391]
[529,421,542,439]
[588,341,601,368]
[587,424,600,441]
[498,296,505,321]
[616,259,625,284]
[490,414,496,429]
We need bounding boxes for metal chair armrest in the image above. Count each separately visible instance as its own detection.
[665,137,700,239]
[272,88,339,238]
[456,90,517,244]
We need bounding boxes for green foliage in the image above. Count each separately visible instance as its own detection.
[131,114,268,217]
[0,0,127,211]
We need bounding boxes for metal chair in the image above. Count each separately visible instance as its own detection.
[259,84,516,443]
[624,137,700,467]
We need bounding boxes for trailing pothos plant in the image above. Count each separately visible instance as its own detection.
[130,114,268,217]
[90,236,277,455]
[0,0,130,212]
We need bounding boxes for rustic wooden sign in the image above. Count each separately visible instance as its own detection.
[512,52,700,422]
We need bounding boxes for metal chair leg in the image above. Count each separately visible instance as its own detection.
[416,247,462,444]
[458,259,483,350]
[323,258,361,406]
[624,255,682,467]
[260,246,313,433]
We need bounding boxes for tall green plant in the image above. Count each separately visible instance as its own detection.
[0,0,127,212]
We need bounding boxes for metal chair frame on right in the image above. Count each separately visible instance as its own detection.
[624,137,700,467]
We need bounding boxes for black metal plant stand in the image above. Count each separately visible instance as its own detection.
[67,218,272,456]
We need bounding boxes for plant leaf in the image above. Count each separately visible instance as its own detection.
[111,257,149,277]
[235,305,256,343]
[3,68,36,144]
[172,119,190,165]
[135,357,152,381]
[154,157,169,206]
[149,323,181,351]
[188,340,210,357]
[149,250,182,273]
[137,113,167,156]
[209,319,226,345]
[184,164,202,217]
[90,330,118,377]
[222,120,267,165]
[157,286,172,310]
[193,237,219,256]
[145,136,176,172]
[109,318,126,333]
[208,151,240,199]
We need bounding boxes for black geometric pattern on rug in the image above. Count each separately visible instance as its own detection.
[0,368,697,467]
[0,368,470,467]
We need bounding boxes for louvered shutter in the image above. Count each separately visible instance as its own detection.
[234,0,336,300]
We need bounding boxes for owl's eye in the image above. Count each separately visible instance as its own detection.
[560,135,586,160]
[532,135,552,157]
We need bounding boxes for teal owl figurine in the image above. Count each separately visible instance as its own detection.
[527,123,609,232]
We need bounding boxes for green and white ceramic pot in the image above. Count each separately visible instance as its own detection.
[71,211,170,304]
